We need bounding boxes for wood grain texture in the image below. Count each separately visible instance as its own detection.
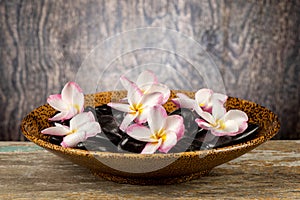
[0,0,299,140]
[1,141,299,199]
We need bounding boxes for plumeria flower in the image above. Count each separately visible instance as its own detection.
[41,111,101,147]
[47,82,84,121]
[120,70,170,103]
[172,88,227,113]
[195,102,248,136]
[126,105,184,154]
[108,83,163,131]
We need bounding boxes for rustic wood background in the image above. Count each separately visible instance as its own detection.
[0,0,299,140]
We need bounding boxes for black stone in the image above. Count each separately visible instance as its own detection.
[84,134,120,152]
[118,136,147,153]
[76,142,87,150]
[49,135,63,145]
[169,137,196,152]
[97,115,126,146]
[95,104,113,116]
[95,105,125,124]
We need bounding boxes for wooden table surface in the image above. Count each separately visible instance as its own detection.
[1,1,300,141]
[0,141,299,199]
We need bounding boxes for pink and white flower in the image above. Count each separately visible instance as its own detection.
[108,83,163,131]
[47,82,84,121]
[195,102,248,136]
[41,111,101,147]
[172,88,227,113]
[120,70,170,103]
[126,105,184,154]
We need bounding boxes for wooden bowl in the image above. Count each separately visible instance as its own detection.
[21,91,280,185]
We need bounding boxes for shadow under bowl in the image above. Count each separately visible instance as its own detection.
[21,91,280,185]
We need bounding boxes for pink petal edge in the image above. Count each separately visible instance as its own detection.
[126,124,153,142]
[141,141,162,154]
[47,94,67,111]
[158,132,177,153]
[69,81,83,93]
[119,113,138,131]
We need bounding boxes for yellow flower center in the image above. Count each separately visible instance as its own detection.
[199,103,205,107]
[67,129,77,135]
[215,119,226,130]
[151,129,167,142]
[67,103,81,113]
[74,104,81,113]
[129,103,144,115]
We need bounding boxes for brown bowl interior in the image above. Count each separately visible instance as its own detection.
[21,90,280,185]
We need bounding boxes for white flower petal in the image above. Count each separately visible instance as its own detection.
[213,93,228,104]
[126,124,155,142]
[107,103,131,113]
[70,111,95,130]
[140,92,163,107]
[164,115,184,140]
[176,93,191,99]
[212,101,226,120]
[62,82,82,104]
[198,111,215,125]
[195,88,212,106]
[78,122,101,138]
[236,121,248,135]
[142,84,170,103]
[147,105,167,134]
[172,93,196,109]
[195,118,214,130]
[141,140,162,154]
[72,90,84,113]
[159,131,177,153]
[222,120,239,132]
[47,94,68,111]
[223,110,248,123]
[61,131,86,148]
[134,107,149,124]
[127,82,143,105]
[194,104,204,116]
[222,110,248,136]
[47,82,84,121]
[41,126,69,136]
[211,120,239,136]
[119,113,138,131]
[64,107,79,120]
[49,111,70,121]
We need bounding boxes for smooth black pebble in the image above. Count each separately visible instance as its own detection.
[118,136,147,153]
[84,134,120,152]
[98,115,126,146]
[49,135,63,145]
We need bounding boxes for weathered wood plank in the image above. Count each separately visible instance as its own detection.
[0,141,299,199]
[0,0,299,140]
